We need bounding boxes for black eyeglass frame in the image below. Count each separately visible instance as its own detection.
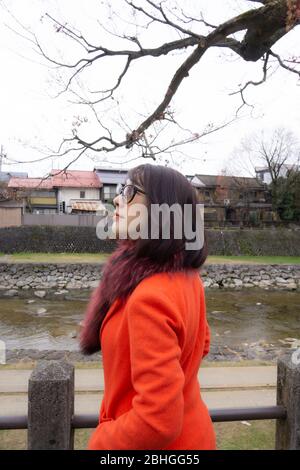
[116,183,147,204]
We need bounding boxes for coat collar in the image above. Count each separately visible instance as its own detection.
[80,238,188,355]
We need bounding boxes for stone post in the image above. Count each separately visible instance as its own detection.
[28,360,75,450]
[275,353,300,449]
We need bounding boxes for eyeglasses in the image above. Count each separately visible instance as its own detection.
[116,183,147,203]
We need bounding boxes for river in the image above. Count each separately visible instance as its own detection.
[0,289,299,361]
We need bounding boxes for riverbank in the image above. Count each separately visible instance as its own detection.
[0,261,299,294]
[1,253,300,264]
[3,335,298,364]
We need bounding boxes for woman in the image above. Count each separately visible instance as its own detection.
[79,163,216,450]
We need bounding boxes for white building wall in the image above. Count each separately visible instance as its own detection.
[57,187,100,213]
[256,164,298,185]
[260,172,272,184]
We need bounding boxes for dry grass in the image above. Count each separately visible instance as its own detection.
[0,420,276,450]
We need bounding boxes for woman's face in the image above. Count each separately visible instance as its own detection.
[111,177,148,239]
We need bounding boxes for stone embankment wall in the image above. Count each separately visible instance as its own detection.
[0,262,299,296]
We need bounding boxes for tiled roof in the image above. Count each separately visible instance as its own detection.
[8,170,102,190]
[94,168,128,185]
[51,170,101,188]
[255,164,299,172]
[8,177,53,189]
[195,174,265,189]
[93,166,128,173]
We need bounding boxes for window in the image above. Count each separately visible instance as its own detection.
[257,173,264,182]
[103,185,117,201]
[80,191,85,199]
[30,191,56,197]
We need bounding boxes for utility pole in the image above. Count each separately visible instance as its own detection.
[0,145,3,173]
[0,145,6,173]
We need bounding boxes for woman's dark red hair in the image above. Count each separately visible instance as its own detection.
[79,163,208,355]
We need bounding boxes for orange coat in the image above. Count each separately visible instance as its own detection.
[87,269,216,450]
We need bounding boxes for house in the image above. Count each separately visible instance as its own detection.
[189,174,272,225]
[7,170,105,215]
[51,169,102,214]
[93,167,128,203]
[0,184,24,228]
[7,177,57,214]
[255,164,299,184]
[0,171,28,208]
[0,199,24,228]
[0,172,29,227]
[185,174,194,182]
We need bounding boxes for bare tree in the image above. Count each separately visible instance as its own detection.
[0,181,22,202]
[256,128,299,182]
[0,182,8,202]
[226,126,299,216]
[2,0,300,165]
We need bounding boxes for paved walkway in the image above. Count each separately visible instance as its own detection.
[0,366,277,417]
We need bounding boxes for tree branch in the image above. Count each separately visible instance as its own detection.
[16,0,299,160]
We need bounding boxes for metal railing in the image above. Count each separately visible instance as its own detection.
[0,405,287,431]
[0,355,298,449]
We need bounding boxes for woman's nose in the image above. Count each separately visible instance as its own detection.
[113,194,120,207]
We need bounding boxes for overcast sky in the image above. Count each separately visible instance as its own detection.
[0,0,299,178]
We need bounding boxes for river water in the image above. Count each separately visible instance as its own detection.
[0,289,299,361]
